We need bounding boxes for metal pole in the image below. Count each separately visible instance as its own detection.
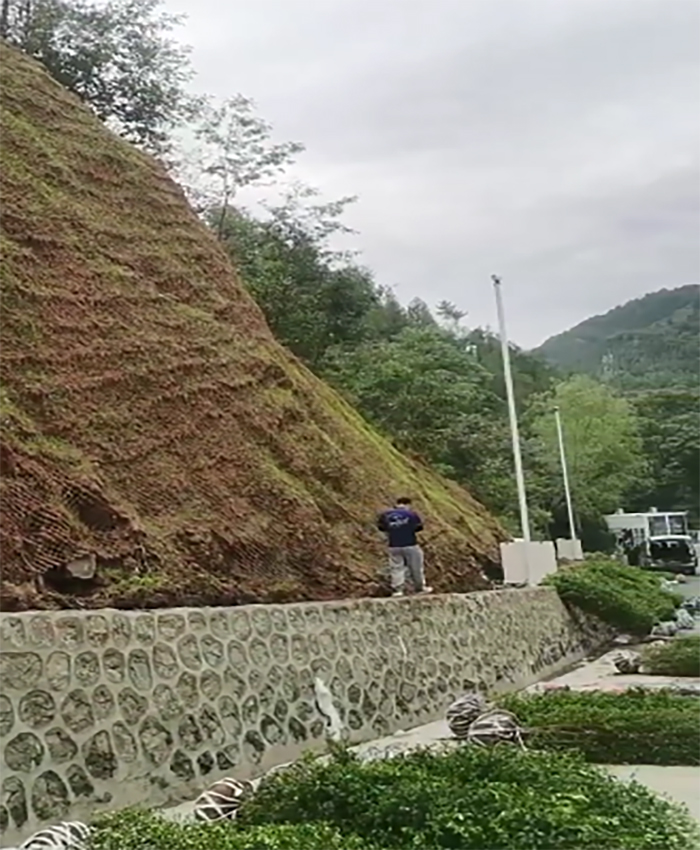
[492,275,531,541]
[554,405,577,541]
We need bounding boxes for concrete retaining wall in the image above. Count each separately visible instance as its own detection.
[0,589,610,845]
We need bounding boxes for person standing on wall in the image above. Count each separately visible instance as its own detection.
[377,497,433,597]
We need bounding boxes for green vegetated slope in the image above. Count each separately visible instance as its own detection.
[535,284,699,389]
[0,44,505,611]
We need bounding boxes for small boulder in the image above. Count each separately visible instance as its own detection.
[64,554,96,581]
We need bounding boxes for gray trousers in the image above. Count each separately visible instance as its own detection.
[388,545,426,591]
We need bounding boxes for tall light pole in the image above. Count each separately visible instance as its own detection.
[554,405,577,542]
[492,275,531,542]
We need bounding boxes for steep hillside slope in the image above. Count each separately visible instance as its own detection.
[0,45,505,611]
[535,285,699,389]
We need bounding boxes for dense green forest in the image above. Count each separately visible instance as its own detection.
[535,285,699,390]
[4,0,698,543]
[218,205,699,540]
[536,286,699,527]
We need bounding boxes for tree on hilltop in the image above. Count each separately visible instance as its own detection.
[184,96,305,238]
[1,0,196,154]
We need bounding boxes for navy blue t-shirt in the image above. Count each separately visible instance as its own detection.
[377,508,423,547]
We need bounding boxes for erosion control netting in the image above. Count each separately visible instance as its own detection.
[0,45,504,611]
[0,412,497,611]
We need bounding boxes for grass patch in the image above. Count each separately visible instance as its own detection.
[500,688,700,765]
[85,746,700,849]
[234,745,698,849]
[88,813,372,849]
[544,558,682,634]
[643,636,700,677]
[107,572,167,595]
[1,385,92,470]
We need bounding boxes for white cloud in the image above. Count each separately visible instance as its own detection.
[164,0,700,346]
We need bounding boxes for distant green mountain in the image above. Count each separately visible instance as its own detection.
[535,285,699,390]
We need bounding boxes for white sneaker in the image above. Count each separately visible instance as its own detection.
[392,589,405,597]
[418,586,433,594]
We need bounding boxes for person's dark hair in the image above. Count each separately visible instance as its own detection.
[395,496,412,506]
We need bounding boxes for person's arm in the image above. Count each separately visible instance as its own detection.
[377,512,388,533]
[412,512,424,534]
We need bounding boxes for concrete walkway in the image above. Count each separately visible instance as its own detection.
[528,645,700,693]
[607,766,700,822]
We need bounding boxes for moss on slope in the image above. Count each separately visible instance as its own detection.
[0,45,506,610]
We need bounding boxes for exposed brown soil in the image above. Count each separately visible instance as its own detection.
[0,44,506,611]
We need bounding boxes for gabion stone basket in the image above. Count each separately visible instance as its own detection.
[445,692,491,739]
[193,777,255,822]
[18,822,91,849]
[612,650,642,674]
[466,709,525,748]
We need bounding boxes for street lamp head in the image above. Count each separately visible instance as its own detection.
[491,274,501,285]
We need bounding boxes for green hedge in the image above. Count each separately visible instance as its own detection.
[643,636,700,677]
[233,745,699,849]
[88,811,375,849]
[500,688,700,765]
[86,746,700,848]
[544,558,682,634]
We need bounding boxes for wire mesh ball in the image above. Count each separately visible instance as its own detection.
[193,777,255,822]
[445,692,491,739]
[262,761,296,783]
[612,650,641,674]
[466,710,524,748]
[359,742,409,763]
[681,595,700,613]
[652,620,678,637]
[19,822,91,849]
[675,608,696,630]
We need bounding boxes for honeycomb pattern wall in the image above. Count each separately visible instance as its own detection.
[0,588,610,846]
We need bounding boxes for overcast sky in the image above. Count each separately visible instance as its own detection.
[164,0,700,348]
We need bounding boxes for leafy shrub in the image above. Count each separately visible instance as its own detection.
[89,810,374,849]
[545,558,681,634]
[500,688,700,765]
[643,636,700,677]
[237,745,699,849]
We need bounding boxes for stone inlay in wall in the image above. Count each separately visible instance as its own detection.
[0,589,611,846]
